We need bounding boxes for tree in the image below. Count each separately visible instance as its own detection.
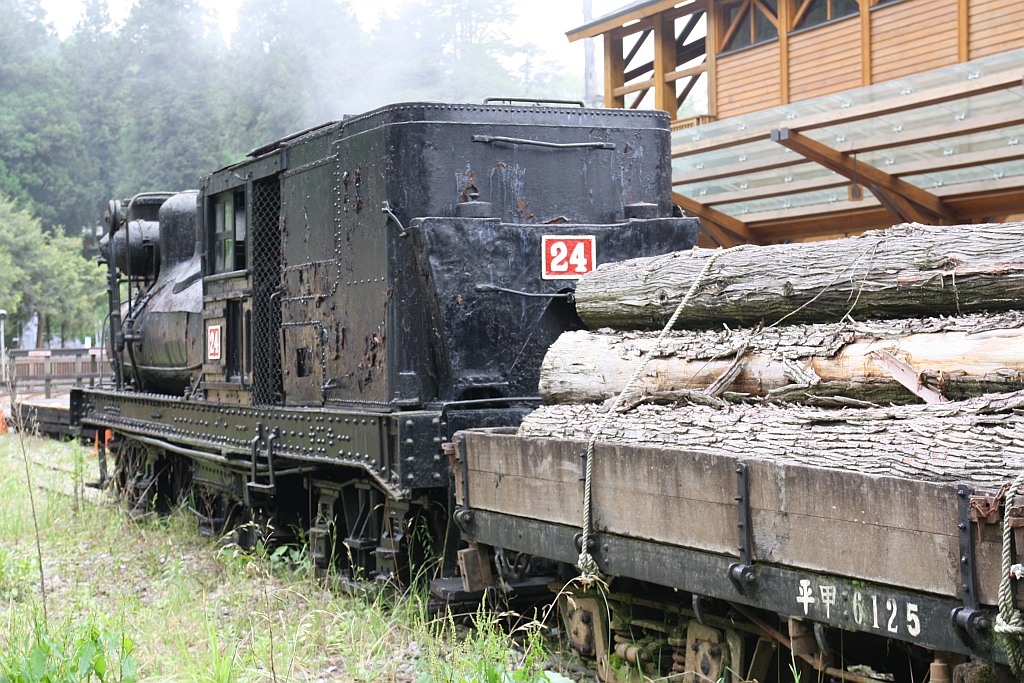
[226,0,369,151]
[369,0,574,107]
[0,0,94,231]
[0,194,105,347]
[111,0,233,195]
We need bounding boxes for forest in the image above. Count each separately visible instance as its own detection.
[0,0,584,345]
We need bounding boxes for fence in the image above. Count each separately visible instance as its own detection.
[5,348,110,398]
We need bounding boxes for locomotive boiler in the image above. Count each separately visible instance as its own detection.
[72,101,699,577]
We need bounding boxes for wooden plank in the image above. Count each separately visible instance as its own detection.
[859,0,871,86]
[779,0,790,104]
[788,15,861,101]
[672,69,1023,157]
[770,128,955,219]
[672,191,758,242]
[834,108,1024,155]
[968,0,1024,59]
[689,145,1024,206]
[566,0,705,42]
[871,0,958,83]
[613,77,656,97]
[665,62,707,83]
[716,41,781,118]
[706,4,717,117]
[604,33,625,108]
[461,431,990,600]
[958,0,969,61]
[654,12,678,113]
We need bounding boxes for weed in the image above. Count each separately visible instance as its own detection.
[0,548,36,601]
[0,607,137,683]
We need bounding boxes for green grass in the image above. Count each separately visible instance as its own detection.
[0,433,582,682]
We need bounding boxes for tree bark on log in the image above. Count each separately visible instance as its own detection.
[574,221,1024,329]
[539,311,1024,405]
[518,391,1024,487]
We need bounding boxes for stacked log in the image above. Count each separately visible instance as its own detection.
[519,391,1024,487]
[526,222,1024,477]
[575,221,1024,329]
[538,222,1024,407]
[539,311,1024,406]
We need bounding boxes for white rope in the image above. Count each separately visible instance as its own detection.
[995,471,1024,676]
[577,245,750,581]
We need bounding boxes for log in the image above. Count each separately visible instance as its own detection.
[538,311,1024,405]
[518,390,1024,488]
[574,221,1024,329]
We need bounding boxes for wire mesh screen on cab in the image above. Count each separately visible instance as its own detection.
[251,177,283,405]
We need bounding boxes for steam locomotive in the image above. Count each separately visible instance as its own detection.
[71,101,698,578]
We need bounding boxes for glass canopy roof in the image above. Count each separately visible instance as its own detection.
[672,48,1024,242]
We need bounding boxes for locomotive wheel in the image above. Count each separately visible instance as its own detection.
[113,438,189,517]
[113,439,153,515]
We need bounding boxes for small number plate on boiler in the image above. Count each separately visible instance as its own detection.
[542,235,596,280]
[207,324,222,361]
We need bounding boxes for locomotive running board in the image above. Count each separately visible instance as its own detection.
[70,388,448,499]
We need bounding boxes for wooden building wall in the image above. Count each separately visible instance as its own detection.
[970,0,1024,59]
[871,0,958,83]
[788,15,861,101]
[716,42,782,119]
[707,0,1022,119]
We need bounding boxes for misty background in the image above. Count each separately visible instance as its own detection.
[1,0,692,346]
[1,0,629,234]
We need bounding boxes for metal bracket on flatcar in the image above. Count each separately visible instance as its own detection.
[951,483,992,653]
[728,461,757,595]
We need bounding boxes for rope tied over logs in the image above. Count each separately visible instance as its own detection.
[577,244,751,581]
[995,472,1024,676]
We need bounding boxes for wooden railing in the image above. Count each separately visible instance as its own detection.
[6,348,110,398]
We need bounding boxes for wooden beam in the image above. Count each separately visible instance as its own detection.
[677,107,1024,174]
[624,38,706,82]
[676,11,703,49]
[624,29,651,69]
[677,71,702,107]
[706,3,717,118]
[673,152,805,184]
[665,62,707,83]
[792,0,815,28]
[770,128,956,220]
[779,0,790,104]
[630,88,651,109]
[871,185,935,224]
[835,108,1024,154]
[653,12,678,114]
[566,0,705,42]
[720,0,751,51]
[888,144,1024,177]
[698,173,849,206]
[859,0,871,86]
[613,77,656,97]
[604,33,625,108]
[672,71,1024,157]
[672,191,758,243]
[957,0,969,62]
[699,218,743,247]
[690,146,1024,207]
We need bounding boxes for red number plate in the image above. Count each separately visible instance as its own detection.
[207,324,222,361]
[542,235,596,280]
